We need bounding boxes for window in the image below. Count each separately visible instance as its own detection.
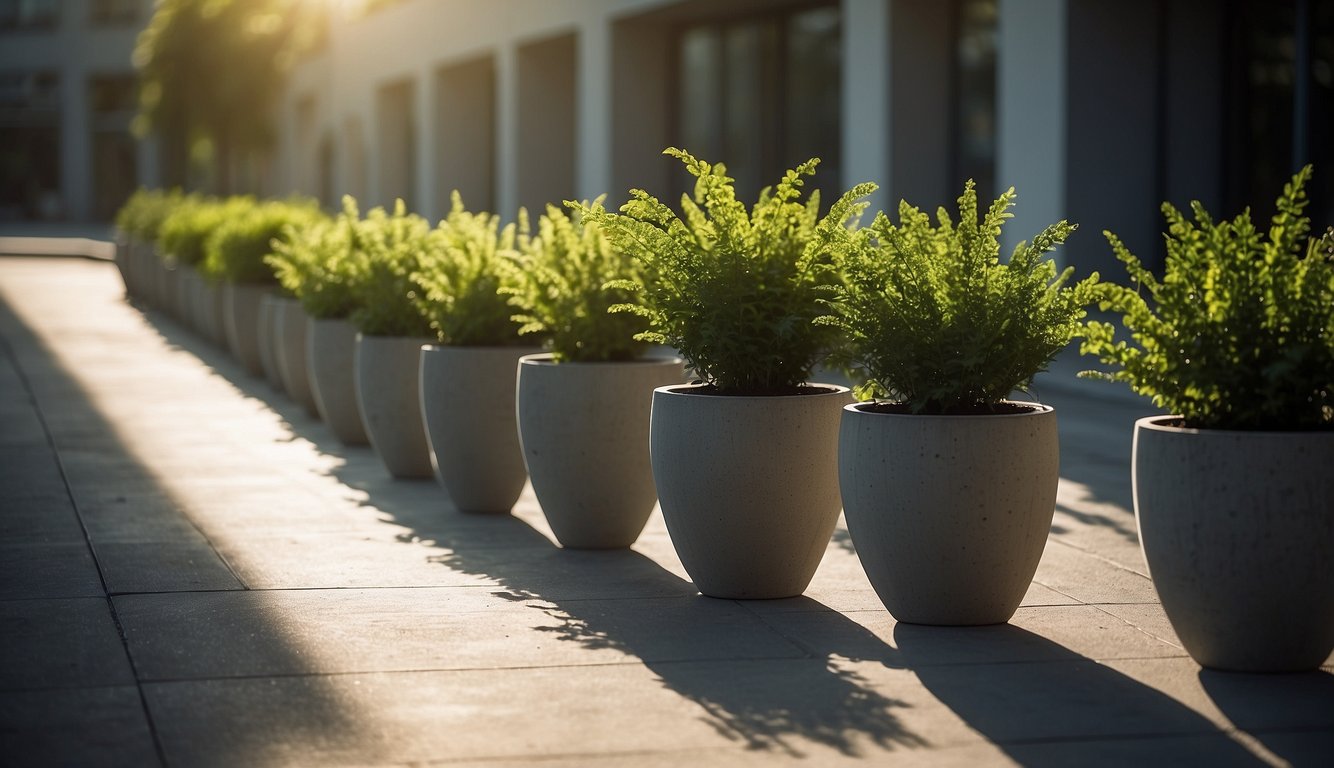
[0,0,60,31]
[675,3,841,203]
[1225,0,1334,228]
[953,0,997,207]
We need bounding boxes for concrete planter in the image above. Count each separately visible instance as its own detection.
[112,233,133,298]
[199,278,228,346]
[517,354,685,548]
[257,294,284,389]
[355,334,435,479]
[308,317,369,446]
[650,383,849,599]
[274,298,320,417]
[419,345,538,513]
[222,283,266,376]
[839,402,1058,625]
[1133,416,1334,672]
[176,265,202,335]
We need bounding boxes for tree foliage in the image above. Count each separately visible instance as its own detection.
[133,0,321,192]
[577,148,875,394]
[501,199,647,362]
[1081,166,1333,430]
[820,181,1098,412]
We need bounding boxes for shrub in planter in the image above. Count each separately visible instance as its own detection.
[343,199,440,478]
[820,180,1099,624]
[114,188,186,300]
[1081,166,1333,670]
[202,198,322,377]
[577,147,875,597]
[504,201,683,546]
[411,192,540,513]
[266,196,372,444]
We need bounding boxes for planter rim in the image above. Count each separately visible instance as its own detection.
[844,400,1053,419]
[1135,413,1334,438]
[655,382,849,400]
[520,353,685,367]
[421,343,539,353]
[354,332,433,341]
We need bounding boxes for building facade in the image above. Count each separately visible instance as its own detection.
[0,0,151,223]
[275,0,1333,278]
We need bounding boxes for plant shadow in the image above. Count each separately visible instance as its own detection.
[341,475,927,758]
[893,622,1272,765]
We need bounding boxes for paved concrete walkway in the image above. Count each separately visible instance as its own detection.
[1,255,1331,767]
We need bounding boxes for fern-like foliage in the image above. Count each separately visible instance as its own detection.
[116,188,188,243]
[820,180,1099,413]
[501,198,647,362]
[1080,165,1332,430]
[576,147,875,394]
[202,198,324,284]
[344,199,438,338]
[159,194,234,268]
[266,196,367,320]
[411,191,527,347]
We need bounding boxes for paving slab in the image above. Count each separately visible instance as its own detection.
[0,686,160,767]
[0,597,136,690]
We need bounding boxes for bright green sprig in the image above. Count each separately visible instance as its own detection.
[1081,165,1332,430]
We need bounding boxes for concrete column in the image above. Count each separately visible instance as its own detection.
[841,0,892,215]
[996,0,1067,260]
[576,14,612,203]
[59,40,90,221]
[415,66,438,219]
[496,43,519,220]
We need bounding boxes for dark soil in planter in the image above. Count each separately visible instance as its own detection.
[859,401,1042,416]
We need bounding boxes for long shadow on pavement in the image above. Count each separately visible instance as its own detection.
[0,269,368,766]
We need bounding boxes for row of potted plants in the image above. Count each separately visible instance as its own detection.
[113,150,1332,674]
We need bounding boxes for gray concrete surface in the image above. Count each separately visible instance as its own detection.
[1,255,1331,767]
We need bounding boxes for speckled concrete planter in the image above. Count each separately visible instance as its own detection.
[420,345,539,513]
[274,298,319,417]
[650,383,849,599]
[257,294,284,389]
[517,354,685,548]
[222,283,266,376]
[1134,416,1334,672]
[355,334,434,479]
[199,278,228,346]
[839,402,1058,625]
[308,318,369,446]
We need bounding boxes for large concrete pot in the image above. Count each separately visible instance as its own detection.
[112,234,133,298]
[517,354,685,548]
[199,278,228,346]
[308,317,369,446]
[420,345,538,513]
[223,283,266,376]
[1134,416,1334,672]
[650,383,849,599]
[257,295,284,390]
[274,298,319,417]
[175,265,201,335]
[839,402,1058,625]
[355,334,434,479]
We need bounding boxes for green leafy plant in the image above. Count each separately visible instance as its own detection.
[202,198,323,283]
[411,192,526,347]
[1081,165,1332,431]
[158,195,242,268]
[819,180,1099,413]
[344,199,438,338]
[501,199,647,362]
[267,196,366,320]
[115,188,187,243]
[576,147,875,394]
